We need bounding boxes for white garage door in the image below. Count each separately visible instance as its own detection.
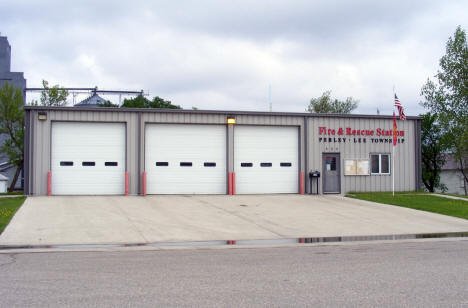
[234,126,299,194]
[145,124,226,194]
[51,122,126,195]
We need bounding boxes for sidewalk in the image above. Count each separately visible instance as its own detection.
[431,193,468,201]
[0,195,25,198]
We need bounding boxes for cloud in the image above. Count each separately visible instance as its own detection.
[1,0,466,115]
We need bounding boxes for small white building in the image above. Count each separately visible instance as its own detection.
[0,173,8,193]
[438,154,467,195]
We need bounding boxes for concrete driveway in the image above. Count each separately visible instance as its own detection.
[1,195,468,246]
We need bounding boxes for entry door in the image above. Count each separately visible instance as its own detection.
[322,153,340,193]
[145,124,226,194]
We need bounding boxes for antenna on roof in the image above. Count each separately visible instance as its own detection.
[268,84,272,112]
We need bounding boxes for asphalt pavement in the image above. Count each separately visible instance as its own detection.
[0,239,467,307]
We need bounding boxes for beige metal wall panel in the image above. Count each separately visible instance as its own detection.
[26,107,419,196]
[142,112,227,125]
[32,111,50,195]
[235,114,303,126]
[307,116,416,193]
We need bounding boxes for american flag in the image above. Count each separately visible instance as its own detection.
[394,94,406,120]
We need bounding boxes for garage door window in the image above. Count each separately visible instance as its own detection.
[260,162,272,167]
[60,161,73,166]
[180,162,192,167]
[156,162,169,166]
[82,161,95,166]
[105,162,118,166]
[280,162,292,167]
[371,154,390,175]
[204,162,216,167]
[241,163,253,167]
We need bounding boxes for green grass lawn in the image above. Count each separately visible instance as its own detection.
[0,196,26,234]
[0,191,24,196]
[346,192,468,220]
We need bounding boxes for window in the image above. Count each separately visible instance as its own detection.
[204,162,216,167]
[260,162,272,167]
[370,154,390,175]
[280,162,292,167]
[156,162,169,166]
[82,162,95,166]
[180,162,192,167]
[105,162,118,166]
[60,161,73,166]
[325,157,336,171]
[241,163,253,167]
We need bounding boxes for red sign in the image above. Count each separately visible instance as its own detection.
[318,126,404,137]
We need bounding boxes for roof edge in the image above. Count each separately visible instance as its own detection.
[23,106,421,120]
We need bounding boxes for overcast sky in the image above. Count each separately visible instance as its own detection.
[1,0,466,115]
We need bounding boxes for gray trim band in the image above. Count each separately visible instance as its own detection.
[30,111,34,195]
[24,109,30,195]
[304,117,309,193]
[24,106,421,120]
[138,111,142,195]
[414,119,422,190]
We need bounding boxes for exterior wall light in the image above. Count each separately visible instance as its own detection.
[227,117,236,124]
[38,112,47,121]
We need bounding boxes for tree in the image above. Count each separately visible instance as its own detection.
[421,26,468,194]
[40,80,69,106]
[0,83,24,192]
[420,113,447,192]
[307,90,358,114]
[121,95,181,109]
[148,96,181,109]
[97,100,119,107]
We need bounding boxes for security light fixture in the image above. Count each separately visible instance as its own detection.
[38,112,47,121]
[227,117,236,124]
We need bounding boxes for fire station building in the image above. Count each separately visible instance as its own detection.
[23,106,421,196]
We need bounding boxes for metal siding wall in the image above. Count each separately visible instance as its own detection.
[414,120,422,190]
[307,116,416,193]
[23,110,31,195]
[33,111,51,195]
[227,125,234,173]
[142,112,226,125]
[126,113,139,194]
[28,108,418,195]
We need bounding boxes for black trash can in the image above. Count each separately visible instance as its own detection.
[309,171,320,195]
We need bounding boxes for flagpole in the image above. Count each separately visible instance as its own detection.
[392,86,395,197]
[392,87,406,197]
[392,141,395,197]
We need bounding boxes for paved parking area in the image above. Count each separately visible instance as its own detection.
[1,195,468,246]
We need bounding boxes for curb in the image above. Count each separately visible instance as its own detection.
[1,231,468,251]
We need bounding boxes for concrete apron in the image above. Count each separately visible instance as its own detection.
[1,195,468,248]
